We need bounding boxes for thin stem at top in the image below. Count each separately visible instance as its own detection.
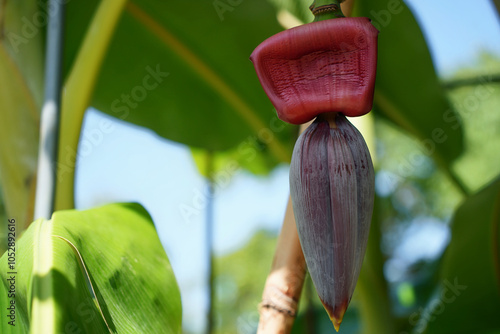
[34,0,65,220]
[310,0,345,21]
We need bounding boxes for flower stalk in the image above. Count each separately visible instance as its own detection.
[257,190,306,333]
[252,0,378,331]
[310,0,345,21]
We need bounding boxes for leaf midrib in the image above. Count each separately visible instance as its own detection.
[126,1,290,162]
[54,235,114,333]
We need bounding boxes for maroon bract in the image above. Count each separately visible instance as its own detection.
[250,17,378,124]
[289,114,374,330]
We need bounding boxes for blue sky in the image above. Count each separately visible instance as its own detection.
[405,0,500,75]
[76,110,290,333]
[76,1,500,332]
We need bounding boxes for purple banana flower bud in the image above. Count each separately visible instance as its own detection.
[289,113,374,331]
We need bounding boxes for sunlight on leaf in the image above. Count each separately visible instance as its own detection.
[56,0,127,211]
[62,0,295,168]
[0,203,182,334]
[0,0,43,230]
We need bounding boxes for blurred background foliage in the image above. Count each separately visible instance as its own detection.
[1,0,500,333]
[209,52,500,334]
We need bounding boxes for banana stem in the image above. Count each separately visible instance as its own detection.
[257,1,355,331]
[311,0,345,21]
[55,0,127,211]
[34,0,64,220]
[257,197,307,333]
[257,121,313,333]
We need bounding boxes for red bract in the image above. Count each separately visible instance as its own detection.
[289,115,374,330]
[250,17,378,124]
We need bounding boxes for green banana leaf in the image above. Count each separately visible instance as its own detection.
[420,177,500,334]
[0,203,182,334]
[61,0,295,165]
[0,0,42,232]
[265,0,313,23]
[493,0,500,18]
[189,112,296,177]
[355,0,464,168]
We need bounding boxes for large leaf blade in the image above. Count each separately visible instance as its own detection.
[0,203,182,333]
[0,0,43,230]
[420,178,500,334]
[62,0,295,164]
[354,0,464,166]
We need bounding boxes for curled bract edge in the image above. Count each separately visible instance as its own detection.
[250,18,378,124]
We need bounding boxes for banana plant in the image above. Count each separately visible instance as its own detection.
[0,203,182,333]
[2,0,498,333]
[0,0,185,332]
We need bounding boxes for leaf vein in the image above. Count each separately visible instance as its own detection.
[126,1,290,162]
[54,235,114,334]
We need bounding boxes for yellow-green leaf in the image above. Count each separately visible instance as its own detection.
[421,177,500,334]
[0,203,182,333]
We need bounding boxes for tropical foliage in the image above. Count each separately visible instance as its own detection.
[0,0,499,333]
